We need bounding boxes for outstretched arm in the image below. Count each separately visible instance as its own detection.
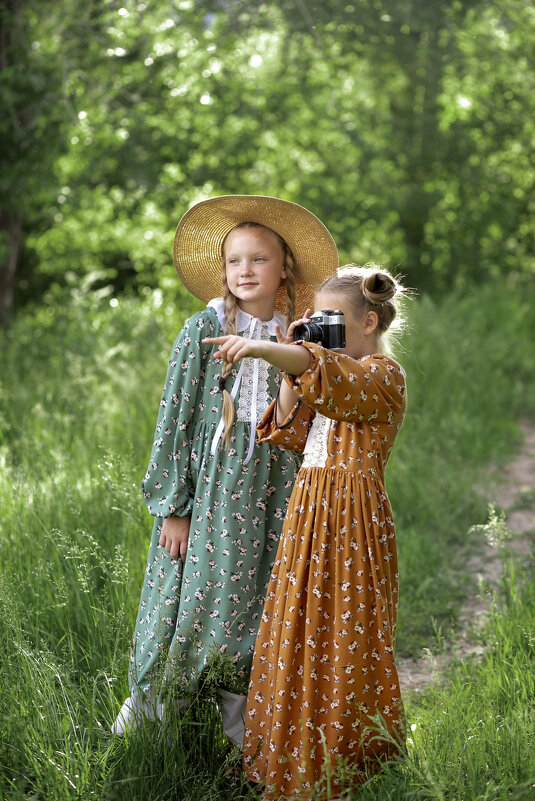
[203,336,310,424]
[202,308,313,374]
[203,311,313,423]
[202,336,311,375]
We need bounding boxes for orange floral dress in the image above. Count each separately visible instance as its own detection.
[242,342,407,800]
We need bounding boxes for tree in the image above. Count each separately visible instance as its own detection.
[3,0,534,319]
[0,0,70,325]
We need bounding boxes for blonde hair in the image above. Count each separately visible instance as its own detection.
[219,222,296,448]
[319,263,408,354]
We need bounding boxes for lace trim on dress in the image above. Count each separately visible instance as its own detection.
[237,324,272,423]
[302,413,331,469]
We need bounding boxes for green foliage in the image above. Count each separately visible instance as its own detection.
[2,0,534,318]
[0,1,66,216]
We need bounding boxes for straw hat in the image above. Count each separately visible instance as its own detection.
[173,195,339,315]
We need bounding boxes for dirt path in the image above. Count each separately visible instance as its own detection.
[397,421,535,693]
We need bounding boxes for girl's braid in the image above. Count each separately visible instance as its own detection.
[283,245,296,325]
[220,270,238,447]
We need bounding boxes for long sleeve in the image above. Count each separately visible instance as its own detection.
[256,396,315,452]
[283,342,406,425]
[141,311,216,517]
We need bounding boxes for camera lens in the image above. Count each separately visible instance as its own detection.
[293,321,324,343]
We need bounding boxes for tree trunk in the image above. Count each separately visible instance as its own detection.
[1,1,25,326]
[0,213,23,327]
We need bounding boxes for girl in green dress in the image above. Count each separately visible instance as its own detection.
[112,195,338,744]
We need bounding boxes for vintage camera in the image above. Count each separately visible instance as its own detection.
[293,309,346,351]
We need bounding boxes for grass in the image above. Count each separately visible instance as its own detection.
[390,286,535,654]
[0,281,534,799]
[354,557,535,801]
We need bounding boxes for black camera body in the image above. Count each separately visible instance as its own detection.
[293,309,346,351]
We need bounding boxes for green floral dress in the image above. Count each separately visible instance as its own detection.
[129,300,301,698]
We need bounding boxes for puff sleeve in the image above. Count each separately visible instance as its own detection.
[256,395,315,452]
[283,342,406,425]
[141,312,215,518]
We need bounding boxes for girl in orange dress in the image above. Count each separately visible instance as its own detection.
[204,265,408,800]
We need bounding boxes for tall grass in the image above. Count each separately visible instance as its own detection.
[0,283,534,799]
[390,286,535,652]
[352,554,535,801]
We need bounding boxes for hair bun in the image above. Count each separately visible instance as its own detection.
[362,271,396,304]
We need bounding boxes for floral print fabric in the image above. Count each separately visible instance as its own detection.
[129,307,301,698]
[243,343,407,800]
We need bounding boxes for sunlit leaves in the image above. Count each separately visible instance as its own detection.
[4,0,535,311]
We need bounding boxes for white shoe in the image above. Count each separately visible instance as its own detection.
[217,688,247,747]
[111,694,163,735]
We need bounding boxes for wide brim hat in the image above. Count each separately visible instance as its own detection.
[173,195,339,315]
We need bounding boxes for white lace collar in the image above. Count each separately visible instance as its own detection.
[208,297,286,336]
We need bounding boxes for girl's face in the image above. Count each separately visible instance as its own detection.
[314,289,379,361]
[224,226,286,320]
